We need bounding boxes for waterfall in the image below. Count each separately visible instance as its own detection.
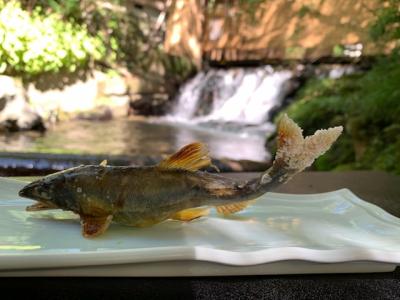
[170,66,295,125]
[157,64,359,162]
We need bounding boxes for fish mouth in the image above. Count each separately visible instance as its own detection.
[19,180,59,211]
[18,180,50,201]
[18,181,39,199]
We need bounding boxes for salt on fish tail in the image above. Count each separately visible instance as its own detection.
[276,114,342,173]
[259,114,343,187]
[214,114,342,215]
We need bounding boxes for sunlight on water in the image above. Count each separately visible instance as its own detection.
[0,119,270,162]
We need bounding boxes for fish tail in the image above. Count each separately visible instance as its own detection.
[213,114,343,215]
[259,114,343,189]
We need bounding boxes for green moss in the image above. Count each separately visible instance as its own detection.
[358,124,400,174]
[277,57,400,175]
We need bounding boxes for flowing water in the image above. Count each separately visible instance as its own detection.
[0,66,301,169]
[169,66,294,124]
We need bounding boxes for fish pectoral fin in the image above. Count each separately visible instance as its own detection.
[80,214,113,238]
[158,142,211,172]
[26,201,58,211]
[171,207,210,222]
[216,200,254,216]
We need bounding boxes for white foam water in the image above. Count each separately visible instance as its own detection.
[170,66,294,125]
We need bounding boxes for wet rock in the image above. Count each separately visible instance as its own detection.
[194,89,214,117]
[27,71,130,120]
[129,93,170,116]
[0,76,45,132]
[75,106,113,121]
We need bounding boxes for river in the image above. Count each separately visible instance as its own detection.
[0,64,355,174]
[0,118,271,162]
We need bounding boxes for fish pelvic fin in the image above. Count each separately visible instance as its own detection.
[158,142,211,172]
[80,214,113,238]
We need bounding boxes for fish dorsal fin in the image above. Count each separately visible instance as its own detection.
[216,200,254,216]
[100,160,107,166]
[158,142,211,171]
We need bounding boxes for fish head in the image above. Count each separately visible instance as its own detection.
[19,169,77,210]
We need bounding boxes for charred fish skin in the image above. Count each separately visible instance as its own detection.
[19,114,343,238]
[20,165,216,222]
[78,167,205,225]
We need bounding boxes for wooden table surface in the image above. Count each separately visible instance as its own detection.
[2,171,400,299]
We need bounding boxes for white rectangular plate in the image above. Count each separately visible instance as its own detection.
[0,177,399,276]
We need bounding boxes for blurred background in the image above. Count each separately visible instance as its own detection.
[0,0,398,176]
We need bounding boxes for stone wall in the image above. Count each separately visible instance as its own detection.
[165,0,387,65]
[26,71,129,120]
[164,0,204,68]
[0,67,180,126]
[0,70,164,130]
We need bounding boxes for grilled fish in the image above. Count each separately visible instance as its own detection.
[18,115,343,238]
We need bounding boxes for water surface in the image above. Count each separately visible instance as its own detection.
[0,119,271,162]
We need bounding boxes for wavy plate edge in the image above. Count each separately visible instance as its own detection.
[1,186,400,270]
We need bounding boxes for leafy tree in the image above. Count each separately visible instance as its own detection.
[1,0,194,91]
[0,0,105,78]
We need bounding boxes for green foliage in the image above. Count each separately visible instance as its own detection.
[369,0,400,43]
[297,5,312,18]
[360,124,400,174]
[332,44,345,57]
[14,0,194,89]
[0,0,105,78]
[297,4,321,18]
[277,57,400,174]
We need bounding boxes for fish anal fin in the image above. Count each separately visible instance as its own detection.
[158,142,211,172]
[80,214,113,238]
[26,201,58,211]
[216,200,254,216]
[171,207,210,222]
